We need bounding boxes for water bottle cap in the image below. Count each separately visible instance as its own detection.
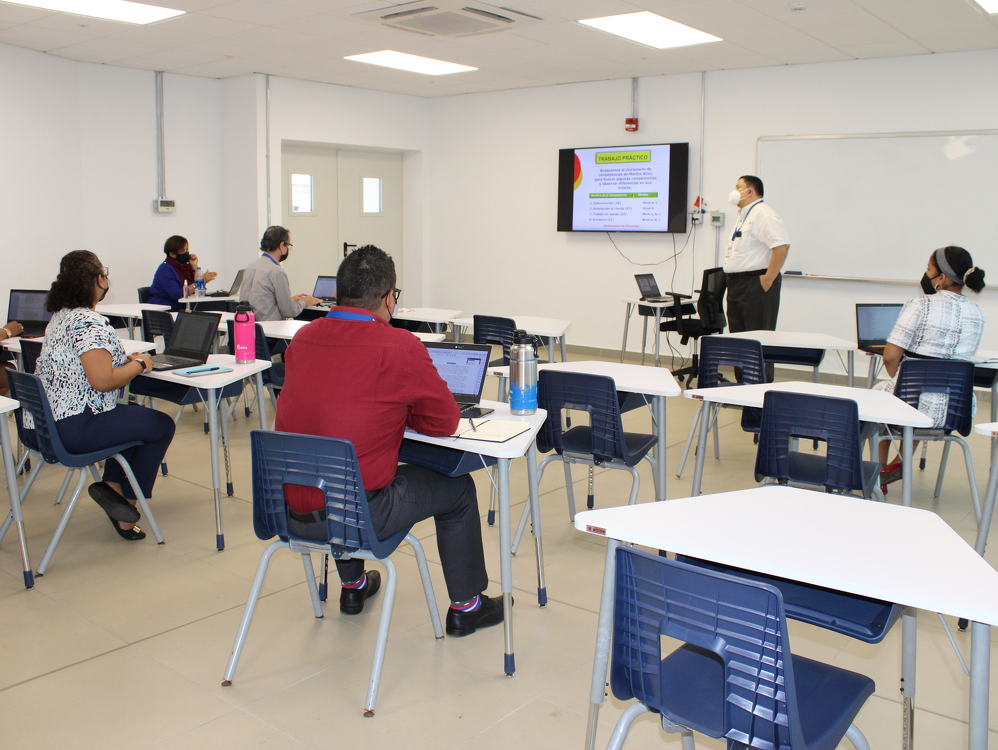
[512,329,530,344]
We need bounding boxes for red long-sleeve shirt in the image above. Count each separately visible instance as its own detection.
[275,309,460,505]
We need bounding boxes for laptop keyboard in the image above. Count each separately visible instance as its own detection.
[152,355,201,370]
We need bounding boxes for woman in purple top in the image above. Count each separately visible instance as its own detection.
[148,235,217,310]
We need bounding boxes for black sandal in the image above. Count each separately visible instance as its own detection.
[108,516,146,541]
[88,482,140,523]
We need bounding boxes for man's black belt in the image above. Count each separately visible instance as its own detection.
[726,269,767,279]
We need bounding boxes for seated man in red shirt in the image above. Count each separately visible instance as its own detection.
[275,245,501,636]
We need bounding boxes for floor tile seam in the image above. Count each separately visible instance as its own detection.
[157,471,253,504]
[449,695,570,749]
[144,707,244,748]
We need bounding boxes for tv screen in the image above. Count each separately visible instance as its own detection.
[557,142,689,233]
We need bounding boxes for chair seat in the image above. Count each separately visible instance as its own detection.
[786,452,882,499]
[658,644,874,750]
[561,426,656,467]
[658,319,710,338]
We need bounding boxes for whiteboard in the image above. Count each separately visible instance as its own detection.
[757,132,998,283]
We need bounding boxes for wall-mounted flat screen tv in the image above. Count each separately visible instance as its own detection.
[557,142,689,233]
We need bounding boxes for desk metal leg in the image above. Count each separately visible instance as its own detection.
[585,538,620,750]
[690,401,712,496]
[848,350,854,388]
[901,608,917,749]
[902,426,914,507]
[255,372,268,430]
[207,389,224,551]
[653,395,667,501]
[969,621,991,750]
[559,335,567,363]
[975,438,998,556]
[547,336,556,364]
[525,442,546,606]
[992,381,997,423]
[620,303,634,363]
[453,323,464,344]
[0,416,32,587]
[653,309,663,367]
[497,457,515,675]
[867,354,879,389]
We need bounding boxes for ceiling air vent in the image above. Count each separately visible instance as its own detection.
[353,1,543,37]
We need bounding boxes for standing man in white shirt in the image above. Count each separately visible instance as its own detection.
[722,175,790,380]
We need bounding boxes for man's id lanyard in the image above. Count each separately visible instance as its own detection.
[326,310,378,322]
[731,200,763,242]
[263,253,280,265]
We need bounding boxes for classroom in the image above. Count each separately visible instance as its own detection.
[1,1,998,748]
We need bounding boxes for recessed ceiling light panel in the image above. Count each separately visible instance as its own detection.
[2,0,184,24]
[579,11,721,49]
[972,0,998,12]
[344,50,477,75]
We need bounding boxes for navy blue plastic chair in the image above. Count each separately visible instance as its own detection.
[676,335,766,479]
[226,320,284,412]
[19,338,43,375]
[473,315,517,365]
[511,370,655,553]
[397,439,500,521]
[6,371,164,576]
[606,548,875,750]
[221,431,443,717]
[879,359,980,521]
[137,286,151,304]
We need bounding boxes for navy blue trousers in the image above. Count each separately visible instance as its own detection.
[56,404,176,500]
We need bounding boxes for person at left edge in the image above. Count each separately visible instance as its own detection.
[35,250,176,541]
[149,235,217,311]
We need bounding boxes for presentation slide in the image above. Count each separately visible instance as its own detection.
[570,145,672,231]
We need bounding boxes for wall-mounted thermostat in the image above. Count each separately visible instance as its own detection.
[710,211,725,227]
[155,198,176,213]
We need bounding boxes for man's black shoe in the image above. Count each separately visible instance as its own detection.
[339,570,382,615]
[445,595,505,637]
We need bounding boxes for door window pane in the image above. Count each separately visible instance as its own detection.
[291,173,313,213]
[363,177,382,214]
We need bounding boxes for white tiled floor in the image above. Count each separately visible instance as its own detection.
[0,361,996,749]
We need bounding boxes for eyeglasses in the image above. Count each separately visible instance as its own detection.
[100,267,110,278]
[285,243,293,250]
[391,288,401,302]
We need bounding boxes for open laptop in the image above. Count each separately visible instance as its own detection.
[634,274,670,303]
[150,311,222,371]
[312,276,337,304]
[7,290,52,336]
[424,342,494,419]
[208,269,244,298]
[856,303,903,354]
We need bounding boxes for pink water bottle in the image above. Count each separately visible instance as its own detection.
[233,303,255,364]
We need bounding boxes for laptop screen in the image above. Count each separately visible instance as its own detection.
[8,290,52,323]
[167,312,221,357]
[228,269,244,295]
[312,276,337,299]
[424,343,491,403]
[856,303,903,349]
[634,274,661,298]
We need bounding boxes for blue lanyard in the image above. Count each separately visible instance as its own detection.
[731,200,763,242]
[326,310,377,322]
[263,253,280,266]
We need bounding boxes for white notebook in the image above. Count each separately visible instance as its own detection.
[452,419,530,443]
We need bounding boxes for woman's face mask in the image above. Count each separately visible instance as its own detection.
[920,272,939,295]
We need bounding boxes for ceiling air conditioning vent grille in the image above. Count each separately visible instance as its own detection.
[353,0,543,37]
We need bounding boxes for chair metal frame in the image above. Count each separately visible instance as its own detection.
[221,431,443,717]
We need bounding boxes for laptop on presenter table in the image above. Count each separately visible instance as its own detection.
[424,342,494,419]
[856,303,903,354]
[150,311,222,371]
[312,276,337,304]
[7,290,52,336]
[208,269,244,298]
[633,274,670,302]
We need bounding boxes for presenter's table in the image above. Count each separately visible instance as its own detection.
[716,329,858,386]
[576,486,998,750]
[684,380,933,506]
[393,307,461,334]
[0,396,31,587]
[619,298,696,367]
[138,354,271,550]
[404,400,545,676]
[489,361,681,502]
[96,303,171,338]
[451,315,571,362]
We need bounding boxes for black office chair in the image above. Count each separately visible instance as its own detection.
[660,267,727,386]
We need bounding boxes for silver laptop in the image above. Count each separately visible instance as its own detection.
[208,269,244,298]
[634,274,669,302]
[312,276,337,303]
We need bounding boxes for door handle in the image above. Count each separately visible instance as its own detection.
[343,242,357,258]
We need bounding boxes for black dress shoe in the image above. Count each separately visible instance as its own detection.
[339,570,382,615]
[108,516,146,541]
[89,482,140,523]
[445,595,505,637]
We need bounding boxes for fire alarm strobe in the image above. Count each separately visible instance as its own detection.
[155,198,176,213]
[625,117,638,132]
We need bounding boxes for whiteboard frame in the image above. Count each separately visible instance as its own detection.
[757,130,998,291]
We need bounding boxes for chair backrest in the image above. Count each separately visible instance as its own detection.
[611,547,803,748]
[473,315,517,364]
[695,267,727,332]
[756,391,866,493]
[250,430,405,560]
[19,339,43,374]
[137,286,151,304]
[697,336,765,389]
[7,370,72,465]
[537,370,632,464]
[895,359,976,435]
[141,309,175,351]
[225,321,274,366]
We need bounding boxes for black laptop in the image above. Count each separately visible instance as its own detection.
[208,269,244,298]
[312,276,337,304]
[7,290,52,336]
[856,303,903,354]
[634,274,670,302]
[150,311,221,371]
[424,342,494,419]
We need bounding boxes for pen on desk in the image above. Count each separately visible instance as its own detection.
[186,366,221,374]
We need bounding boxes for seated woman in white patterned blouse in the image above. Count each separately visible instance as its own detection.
[35,250,177,541]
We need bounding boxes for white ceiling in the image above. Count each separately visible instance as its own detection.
[1,0,996,97]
